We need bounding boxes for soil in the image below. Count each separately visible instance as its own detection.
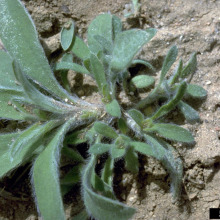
[0,0,220,220]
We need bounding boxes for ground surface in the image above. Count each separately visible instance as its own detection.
[0,0,219,219]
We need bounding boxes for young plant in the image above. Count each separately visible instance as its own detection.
[0,0,207,220]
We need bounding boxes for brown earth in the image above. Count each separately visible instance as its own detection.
[0,0,220,219]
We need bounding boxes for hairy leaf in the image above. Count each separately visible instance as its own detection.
[94,122,118,139]
[146,123,194,143]
[145,134,183,200]
[105,99,121,118]
[178,101,200,123]
[110,144,126,159]
[181,53,197,78]
[60,165,81,185]
[150,81,187,120]
[82,156,135,220]
[0,90,30,120]
[0,131,42,178]
[111,28,156,71]
[0,0,72,100]
[131,75,155,89]
[128,109,144,126]
[130,141,155,157]
[90,53,108,92]
[32,121,72,220]
[60,20,75,51]
[131,59,155,71]
[101,157,114,186]
[70,36,90,60]
[112,15,122,39]
[89,143,112,155]
[186,84,207,99]
[10,120,60,159]
[125,146,139,173]
[169,59,183,85]
[54,62,90,75]
[13,61,75,114]
[88,14,113,54]
[159,46,178,84]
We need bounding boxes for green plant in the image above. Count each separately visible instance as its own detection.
[0,0,207,220]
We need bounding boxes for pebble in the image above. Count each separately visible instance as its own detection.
[206,80,212,85]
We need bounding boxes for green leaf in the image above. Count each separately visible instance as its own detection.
[74,210,88,220]
[131,75,155,89]
[32,121,72,220]
[169,59,183,85]
[58,53,73,93]
[110,145,126,159]
[186,84,207,99]
[94,35,113,54]
[60,20,75,51]
[54,62,90,75]
[82,156,136,220]
[0,50,23,91]
[0,131,42,178]
[10,120,60,159]
[93,122,118,139]
[0,0,72,101]
[101,157,114,186]
[105,99,121,118]
[131,59,155,71]
[150,81,187,120]
[89,143,112,155]
[128,109,144,126]
[146,123,194,143]
[181,53,197,78]
[125,146,139,173]
[130,141,155,158]
[111,28,156,71]
[0,90,29,120]
[62,146,84,163]
[12,61,74,114]
[159,46,178,84]
[112,15,122,39]
[91,167,115,199]
[70,36,90,60]
[88,14,113,54]
[60,165,81,185]
[118,118,129,134]
[178,101,200,123]
[144,134,183,200]
[90,53,108,92]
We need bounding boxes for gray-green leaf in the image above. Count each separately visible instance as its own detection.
[105,99,121,118]
[0,0,72,101]
[131,75,155,89]
[60,20,75,51]
[159,45,178,84]
[93,122,118,139]
[111,28,156,71]
[146,123,194,143]
[82,156,135,220]
[32,121,72,220]
[178,101,200,123]
[186,84,207,99]
[89,143,112,155]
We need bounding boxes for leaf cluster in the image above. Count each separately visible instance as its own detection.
[0,1,207,220]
